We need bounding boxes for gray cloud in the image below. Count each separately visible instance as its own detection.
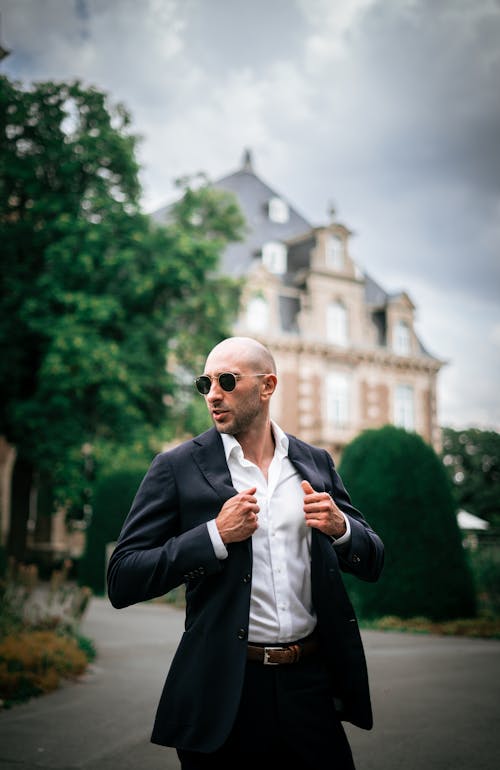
[1,0,499,428]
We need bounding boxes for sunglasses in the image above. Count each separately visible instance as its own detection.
[194,372,268,395]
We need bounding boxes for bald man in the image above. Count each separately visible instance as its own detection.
[108,337,384,769]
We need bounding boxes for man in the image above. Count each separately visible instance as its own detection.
[108,337,384,769]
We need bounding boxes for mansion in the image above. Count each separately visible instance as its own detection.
[156,150,443,456]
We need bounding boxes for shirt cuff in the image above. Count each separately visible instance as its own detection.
[331,513,351,546]
[206,519,229,560]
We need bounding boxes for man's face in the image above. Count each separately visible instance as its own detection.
[202,348,265,437]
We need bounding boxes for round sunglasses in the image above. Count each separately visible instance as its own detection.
[194,372,268,395]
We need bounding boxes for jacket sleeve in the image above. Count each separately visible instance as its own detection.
[107,453,223,609]
[324,450,384,583]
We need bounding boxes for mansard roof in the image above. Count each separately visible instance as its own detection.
[151,151,439,360]
[212,150,312,276]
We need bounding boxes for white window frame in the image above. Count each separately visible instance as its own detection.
[325,235,343,270]
[394,384,415,430]
[326,301,348,347]
[246,295,269,332]
[393,320,411,356]
[326,372,350,428]
[268,197,289,223]
[262,241,287,274]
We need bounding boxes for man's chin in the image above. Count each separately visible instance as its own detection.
[215,427,236,436]
[212,419,236,435]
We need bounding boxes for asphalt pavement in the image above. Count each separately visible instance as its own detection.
[0,597,499,769]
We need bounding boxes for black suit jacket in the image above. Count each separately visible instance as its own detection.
[107,428,384,753]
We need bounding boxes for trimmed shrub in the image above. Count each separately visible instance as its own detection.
[339,425,477,620]
[78,465,147,594]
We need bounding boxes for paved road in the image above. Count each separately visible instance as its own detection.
[0,598,499,769]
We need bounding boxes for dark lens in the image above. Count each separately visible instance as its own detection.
[195,376,211,395]
[219,373,237,391]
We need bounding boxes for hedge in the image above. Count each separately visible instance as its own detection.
[338,425,477,620]
[78,465,147,594]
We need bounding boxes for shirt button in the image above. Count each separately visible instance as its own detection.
[237,627,247,640]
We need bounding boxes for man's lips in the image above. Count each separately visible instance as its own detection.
[211,409,230,421]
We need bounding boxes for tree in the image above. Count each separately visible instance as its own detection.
[0,76,244,560]
[338,426,476,620]
[441,427,500,527]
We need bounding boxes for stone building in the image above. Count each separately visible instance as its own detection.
[156,150,443,456]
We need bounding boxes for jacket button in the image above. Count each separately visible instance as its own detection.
[243,573,251,583]
[352,554,361,564]
[237,627,247,640]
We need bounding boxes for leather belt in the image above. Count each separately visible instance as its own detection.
[247,636,318,665]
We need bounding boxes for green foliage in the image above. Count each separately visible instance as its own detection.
[339,425,477,620]
[466,547,500,616]
[78,465,148,594]
[441,427,500,527]
[0,75,244,533]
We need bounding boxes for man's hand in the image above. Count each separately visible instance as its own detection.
[301,480,347,538]
[215,487,259,544]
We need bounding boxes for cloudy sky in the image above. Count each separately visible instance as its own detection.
[2,0,499,430]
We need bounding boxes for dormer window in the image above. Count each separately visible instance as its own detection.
[326,235,343,270]
[393,320,411,356]
[262,241,287,274]
[326,301,348,347]
[268,197,289,223]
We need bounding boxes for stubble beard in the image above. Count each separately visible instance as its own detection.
[212,388,262,437]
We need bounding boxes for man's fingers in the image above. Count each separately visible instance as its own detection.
[301,480,315,495]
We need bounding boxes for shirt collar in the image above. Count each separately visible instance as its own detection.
[221,420,289,464]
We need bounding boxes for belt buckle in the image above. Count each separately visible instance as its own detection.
[263,646,286,665]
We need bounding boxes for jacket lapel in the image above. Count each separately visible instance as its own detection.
[192,428,237,503]
[286,435,326,493]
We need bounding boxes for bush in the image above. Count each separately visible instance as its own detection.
[0,561,95,706]
[78,465,148,594]
[339,425,477,620]
[0,630,88,703]
[466,547,500,615]
[0,560,92,638]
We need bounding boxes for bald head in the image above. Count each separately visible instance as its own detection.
[205,337,277,375]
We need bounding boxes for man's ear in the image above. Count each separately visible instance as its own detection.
[261,374,278,399]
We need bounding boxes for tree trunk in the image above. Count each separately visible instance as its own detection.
[6,456,34,562]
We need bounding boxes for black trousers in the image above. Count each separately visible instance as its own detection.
[177,656,356,770]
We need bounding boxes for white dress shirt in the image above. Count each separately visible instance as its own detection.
[206,422,350,644]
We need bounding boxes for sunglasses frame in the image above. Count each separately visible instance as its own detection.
[194,372,269,395]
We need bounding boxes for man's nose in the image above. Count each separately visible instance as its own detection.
[206,379,223,401]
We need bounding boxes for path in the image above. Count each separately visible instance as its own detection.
[0,598,499,769]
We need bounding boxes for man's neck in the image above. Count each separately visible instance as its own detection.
[234,419,276,477]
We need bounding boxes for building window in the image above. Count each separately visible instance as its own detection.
[268,197,289,223]
[394,384,415,430]
[262,241,287,274]
[326,235,343,270]
[326,301,348,346]
[393,320,411,355]
[246,296,269,332]
[326,372,350,428]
